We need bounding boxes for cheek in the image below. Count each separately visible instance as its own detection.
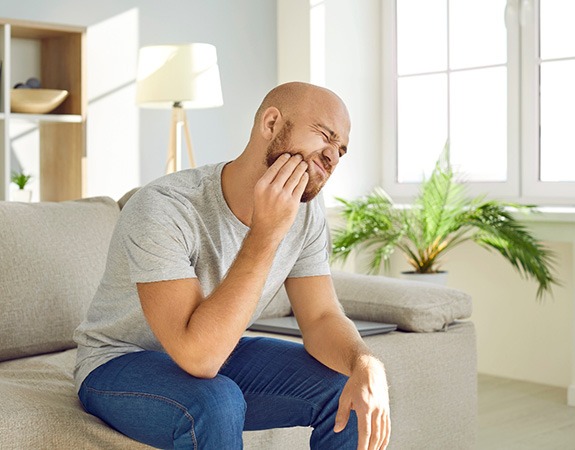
[290,132,324,154]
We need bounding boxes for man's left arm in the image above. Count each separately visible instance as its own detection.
[285,275,391,450]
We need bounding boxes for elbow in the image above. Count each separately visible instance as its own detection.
[180,355,222,379]
[188,365,219,379]
[170,334,232,379]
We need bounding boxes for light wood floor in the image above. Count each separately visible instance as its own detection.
[478,374,575,449]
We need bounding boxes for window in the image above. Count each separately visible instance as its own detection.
[382,0,575,204]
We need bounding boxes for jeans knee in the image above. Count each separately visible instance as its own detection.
[173,376,246,448]
[203,376,247,424]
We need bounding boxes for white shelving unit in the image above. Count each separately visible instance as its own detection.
[0,17,86,202]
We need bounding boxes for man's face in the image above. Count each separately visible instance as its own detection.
[265,120,346,203]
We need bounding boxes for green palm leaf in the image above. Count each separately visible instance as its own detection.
[465,202,559,300]
[331,143,559,300]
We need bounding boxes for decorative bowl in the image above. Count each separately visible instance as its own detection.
[10,89,69,114]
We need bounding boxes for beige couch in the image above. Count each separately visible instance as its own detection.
[0,196,477,449]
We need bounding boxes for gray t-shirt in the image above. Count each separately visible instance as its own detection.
[73,162,330,391]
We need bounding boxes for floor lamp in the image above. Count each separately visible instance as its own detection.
[136,43,224,174]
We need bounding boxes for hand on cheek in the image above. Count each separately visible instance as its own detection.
[252,153,309,240]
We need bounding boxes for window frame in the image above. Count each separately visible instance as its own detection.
[521,0,575,203]
[382,0,574,205]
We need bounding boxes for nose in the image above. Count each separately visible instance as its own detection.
[322,145,340,167]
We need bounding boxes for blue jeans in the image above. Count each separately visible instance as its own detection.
[78,336,358,449]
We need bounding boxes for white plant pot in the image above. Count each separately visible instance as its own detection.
[401,271,448,286]
[12,189,32,202]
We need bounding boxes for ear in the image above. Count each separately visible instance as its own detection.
[259,106,282,140]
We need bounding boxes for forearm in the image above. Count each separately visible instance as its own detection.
[181,229,280,376]
[139,154,309,379]
[285,263,390,447]
[303,312,380,377]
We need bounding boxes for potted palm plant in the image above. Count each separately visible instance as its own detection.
[11,171,33,202]
[331,145,558,300]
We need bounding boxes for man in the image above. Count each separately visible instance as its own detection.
[74,82,390,449]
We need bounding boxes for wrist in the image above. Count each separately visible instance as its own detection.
[241,228,283,263]
[247,224,284,248]
[351,354,389,394]
[351,354,385,375]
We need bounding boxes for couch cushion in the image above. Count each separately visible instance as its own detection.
[331,270,472,332]
[0,197,119,361]
[0,349,152,449]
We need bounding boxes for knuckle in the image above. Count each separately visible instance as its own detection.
[271,185,284,196]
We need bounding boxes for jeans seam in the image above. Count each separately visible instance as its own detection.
[85,386,198,449]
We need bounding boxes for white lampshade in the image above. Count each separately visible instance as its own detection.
[136,43,223,109]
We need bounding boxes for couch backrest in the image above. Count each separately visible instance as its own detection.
[0,197,119,361]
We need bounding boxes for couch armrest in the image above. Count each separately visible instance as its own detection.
[331,270,472,332]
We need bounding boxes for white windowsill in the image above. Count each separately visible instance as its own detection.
[521,207,575,224]
[327,205,575,224]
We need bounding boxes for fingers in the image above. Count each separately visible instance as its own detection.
[381,413,391,449]
[259,153,308,199]
[357,411,391,450]
[339,407,390,450]
[357,412,371,450]
[334,401,351,433]
[370,409,391,450]
[261,153,305,188]
[293,170,309,200]
[259,152,292,184]
[287,162,309,198]
[369,410,383,450]
[372,409,392,450]
[251,153,309,238]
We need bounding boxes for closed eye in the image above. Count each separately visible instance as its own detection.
[323,133,346,157]
[314,123,347,157]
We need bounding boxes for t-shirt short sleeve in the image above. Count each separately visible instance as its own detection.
[287,202,331,278]
[118,187,197,283]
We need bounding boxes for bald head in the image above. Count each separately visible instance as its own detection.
[231,82,350,203]
[254,82,349,127]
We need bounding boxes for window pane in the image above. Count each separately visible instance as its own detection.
[449,0,507,69]
[397,0,447,75]
[397,74,448,182]
[540,60,575,182]
[540,0,575,60]
[450,67,507,181]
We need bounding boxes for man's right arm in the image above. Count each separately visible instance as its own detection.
[137,153,308,378]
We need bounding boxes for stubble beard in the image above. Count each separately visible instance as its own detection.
[265,121,328,203]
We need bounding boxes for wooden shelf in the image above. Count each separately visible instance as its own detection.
[0,112,83,123]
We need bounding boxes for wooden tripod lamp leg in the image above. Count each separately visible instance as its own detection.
[182,112,196,168]
[166,106,180,174]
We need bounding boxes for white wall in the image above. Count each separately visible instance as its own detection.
[322,0,382,208]
[276,0,382,208]
[1,0,277,199]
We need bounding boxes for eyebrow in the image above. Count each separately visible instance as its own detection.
[315,123,348,154]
